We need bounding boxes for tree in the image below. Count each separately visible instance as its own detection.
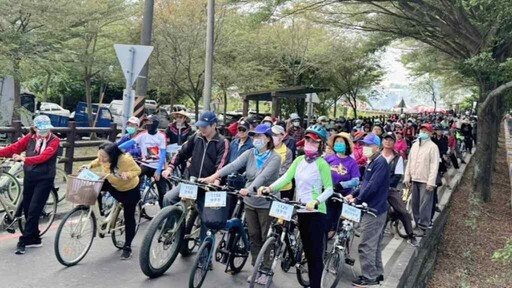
[326,38,384,119]
[411,75,440,112]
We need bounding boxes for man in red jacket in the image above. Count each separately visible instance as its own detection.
[0,115,60,255]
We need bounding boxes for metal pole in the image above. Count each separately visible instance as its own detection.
[202,0,215,112]
[136,0,154,98]
[122,48,135,134]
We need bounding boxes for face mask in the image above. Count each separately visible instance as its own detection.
[293,121,300,127]
[263,122,272,127]
[362,146,374,158]
[126,127,137,135]
[147,121,159,135]
[407,123,412,127]
[36,129,49,137]
[356,124,361,128]
[253,138,266,150]
[304,141,320,159]
[418,133,429,140]
[334,142,346,154]
[272,136,281,146]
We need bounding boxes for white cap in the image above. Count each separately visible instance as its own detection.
[128,116,141,126]
[272,125,285,135]
[290,113,300,121]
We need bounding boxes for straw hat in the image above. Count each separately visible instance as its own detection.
[327,132,354,151]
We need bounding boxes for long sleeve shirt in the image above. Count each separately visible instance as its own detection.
[0,133,60,166]
[352,155,390,215]
[89,154,141,191]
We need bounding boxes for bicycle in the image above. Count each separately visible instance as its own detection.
[0,158,58,236]
[54,174,141,266]
[321,195,377,288]
[139,176,204,278]
[249,193,310,288]
[189,188,250,288]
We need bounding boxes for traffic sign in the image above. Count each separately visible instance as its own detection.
[114,44,154,88]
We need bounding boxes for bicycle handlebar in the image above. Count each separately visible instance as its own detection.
[331,194,378,218]
[256,190,316,211]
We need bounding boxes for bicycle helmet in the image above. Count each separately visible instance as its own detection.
[305,124,328,142]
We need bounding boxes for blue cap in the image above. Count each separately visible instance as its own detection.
[359,133,381,147]
[33,115,53,130]
[195,111,217,128]
[249,124,272,137]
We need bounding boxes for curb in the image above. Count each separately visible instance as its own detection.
[383,151,473,288]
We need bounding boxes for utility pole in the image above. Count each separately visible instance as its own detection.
[202,0,215,112]
[135,0,155,98]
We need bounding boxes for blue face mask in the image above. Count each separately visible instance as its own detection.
[418,133,429,140]
[126,127,137,135]
[334,142,346,154]
[253,138,266,150]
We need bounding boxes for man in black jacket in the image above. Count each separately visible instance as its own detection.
[162,111,229,239]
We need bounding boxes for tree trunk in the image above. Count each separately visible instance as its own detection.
[11,58,21,122]
[333,97,338,118]
[194,96,200,121]
[84,77,94,128]
[223,89,228,125]
[352,105,357,119]
[43,72,51,102]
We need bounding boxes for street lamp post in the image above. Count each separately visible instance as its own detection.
[203,0,215,112]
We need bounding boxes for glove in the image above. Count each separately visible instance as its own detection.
[306,200,319,211]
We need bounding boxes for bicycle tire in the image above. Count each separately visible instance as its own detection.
[0,171,21,210]
[17,187,58,237]
[189,237,213,288]
[321,247,345,288]
[250,236,278,288]
[393,219,410,239]
[180,209,200,257]
[54,206,96,267]
[139,206,185,278]
[228,232,249,274]
[296,238,310,287]
[111,205,125,249]
[55,168,68,203]
[141,183,161,220]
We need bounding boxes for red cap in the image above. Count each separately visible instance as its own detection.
[296,139,305,148]
[420,124,433,132]
[305,132,322,142]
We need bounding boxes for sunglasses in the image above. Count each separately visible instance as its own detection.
[238,128,248,132]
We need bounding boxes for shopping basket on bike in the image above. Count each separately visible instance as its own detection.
[202,195,234,231]
[65,175,104,206]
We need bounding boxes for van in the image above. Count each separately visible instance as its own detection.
[109,100,124,127]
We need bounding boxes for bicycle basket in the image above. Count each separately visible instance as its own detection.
[201,196,234,231]
[65,175,104,206]
[227,173,246,190]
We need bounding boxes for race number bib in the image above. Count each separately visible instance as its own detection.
[179,184,198,200]
[269,201,294,221]
[341,204,362,223]
[205,192,227,208]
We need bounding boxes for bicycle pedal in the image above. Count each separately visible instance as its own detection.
[6,227,15,234]
[345,258,355,266]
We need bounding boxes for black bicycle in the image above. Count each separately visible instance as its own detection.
[321,194,377,288]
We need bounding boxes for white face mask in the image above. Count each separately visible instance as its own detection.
[363,146,374,158]
[293,121,300,127]
[272,136,281,146]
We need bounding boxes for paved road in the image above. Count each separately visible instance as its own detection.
[0,210,410,288]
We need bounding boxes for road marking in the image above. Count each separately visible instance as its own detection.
[382,237,403,267]
[0,222,61,242]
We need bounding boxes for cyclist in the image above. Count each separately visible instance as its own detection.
[165,111,193,146]
[117,116,142,160]
[119,114,167,207]
[270,125,294,200]
[276,120,297,158]
[260,125,334,288]
[228,119,253,163]
[345,133,389,287]
[324,132,360,240]
[381,132,418,247]
[0,115,60,255]
[288,113,305,144]
[86,142,141,260]
[162,111,229,240]
[201,124,281,285]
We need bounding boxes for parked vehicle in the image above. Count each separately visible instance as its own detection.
[38,102,71,117]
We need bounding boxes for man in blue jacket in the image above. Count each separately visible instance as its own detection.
[346,133,389,287]
[228,119,253,164]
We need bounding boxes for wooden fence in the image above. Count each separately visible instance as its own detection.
[0,120,118,175]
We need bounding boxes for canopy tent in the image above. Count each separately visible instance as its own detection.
[240,86,330,118]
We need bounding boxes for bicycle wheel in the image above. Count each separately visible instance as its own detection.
[0,171,21,208]
[321,247,345,288]
[228,232,249,274]
[141,183,160,220]
[180,209,200,257]
[189,237,213,288]
[54,206,96,267]
[296,238,310,287]
[393,219,410,239]
[111,205,125,249]
[139,206,185,278]
[18,187,58,236]
[54,168,68,203]
[250,236,278,288]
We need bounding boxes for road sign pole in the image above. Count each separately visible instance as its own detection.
[202,0,215,112]
[122,48,135,134]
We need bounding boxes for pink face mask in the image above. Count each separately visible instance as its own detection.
[304,141,319,159]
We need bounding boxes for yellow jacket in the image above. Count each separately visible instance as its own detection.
[89,154,141,192]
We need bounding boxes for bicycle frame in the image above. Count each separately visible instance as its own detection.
[78,200,123,237]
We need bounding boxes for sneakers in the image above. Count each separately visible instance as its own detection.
[121,247,132,260]
[407,237,419,247]
[15,242,25,255]
[352,276,380,287]
[247,275,253,283]
[377,275,384,282]
[25,238,43,248]
[256,274,270,285]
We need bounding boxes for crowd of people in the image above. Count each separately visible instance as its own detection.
[0,108,477,287]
